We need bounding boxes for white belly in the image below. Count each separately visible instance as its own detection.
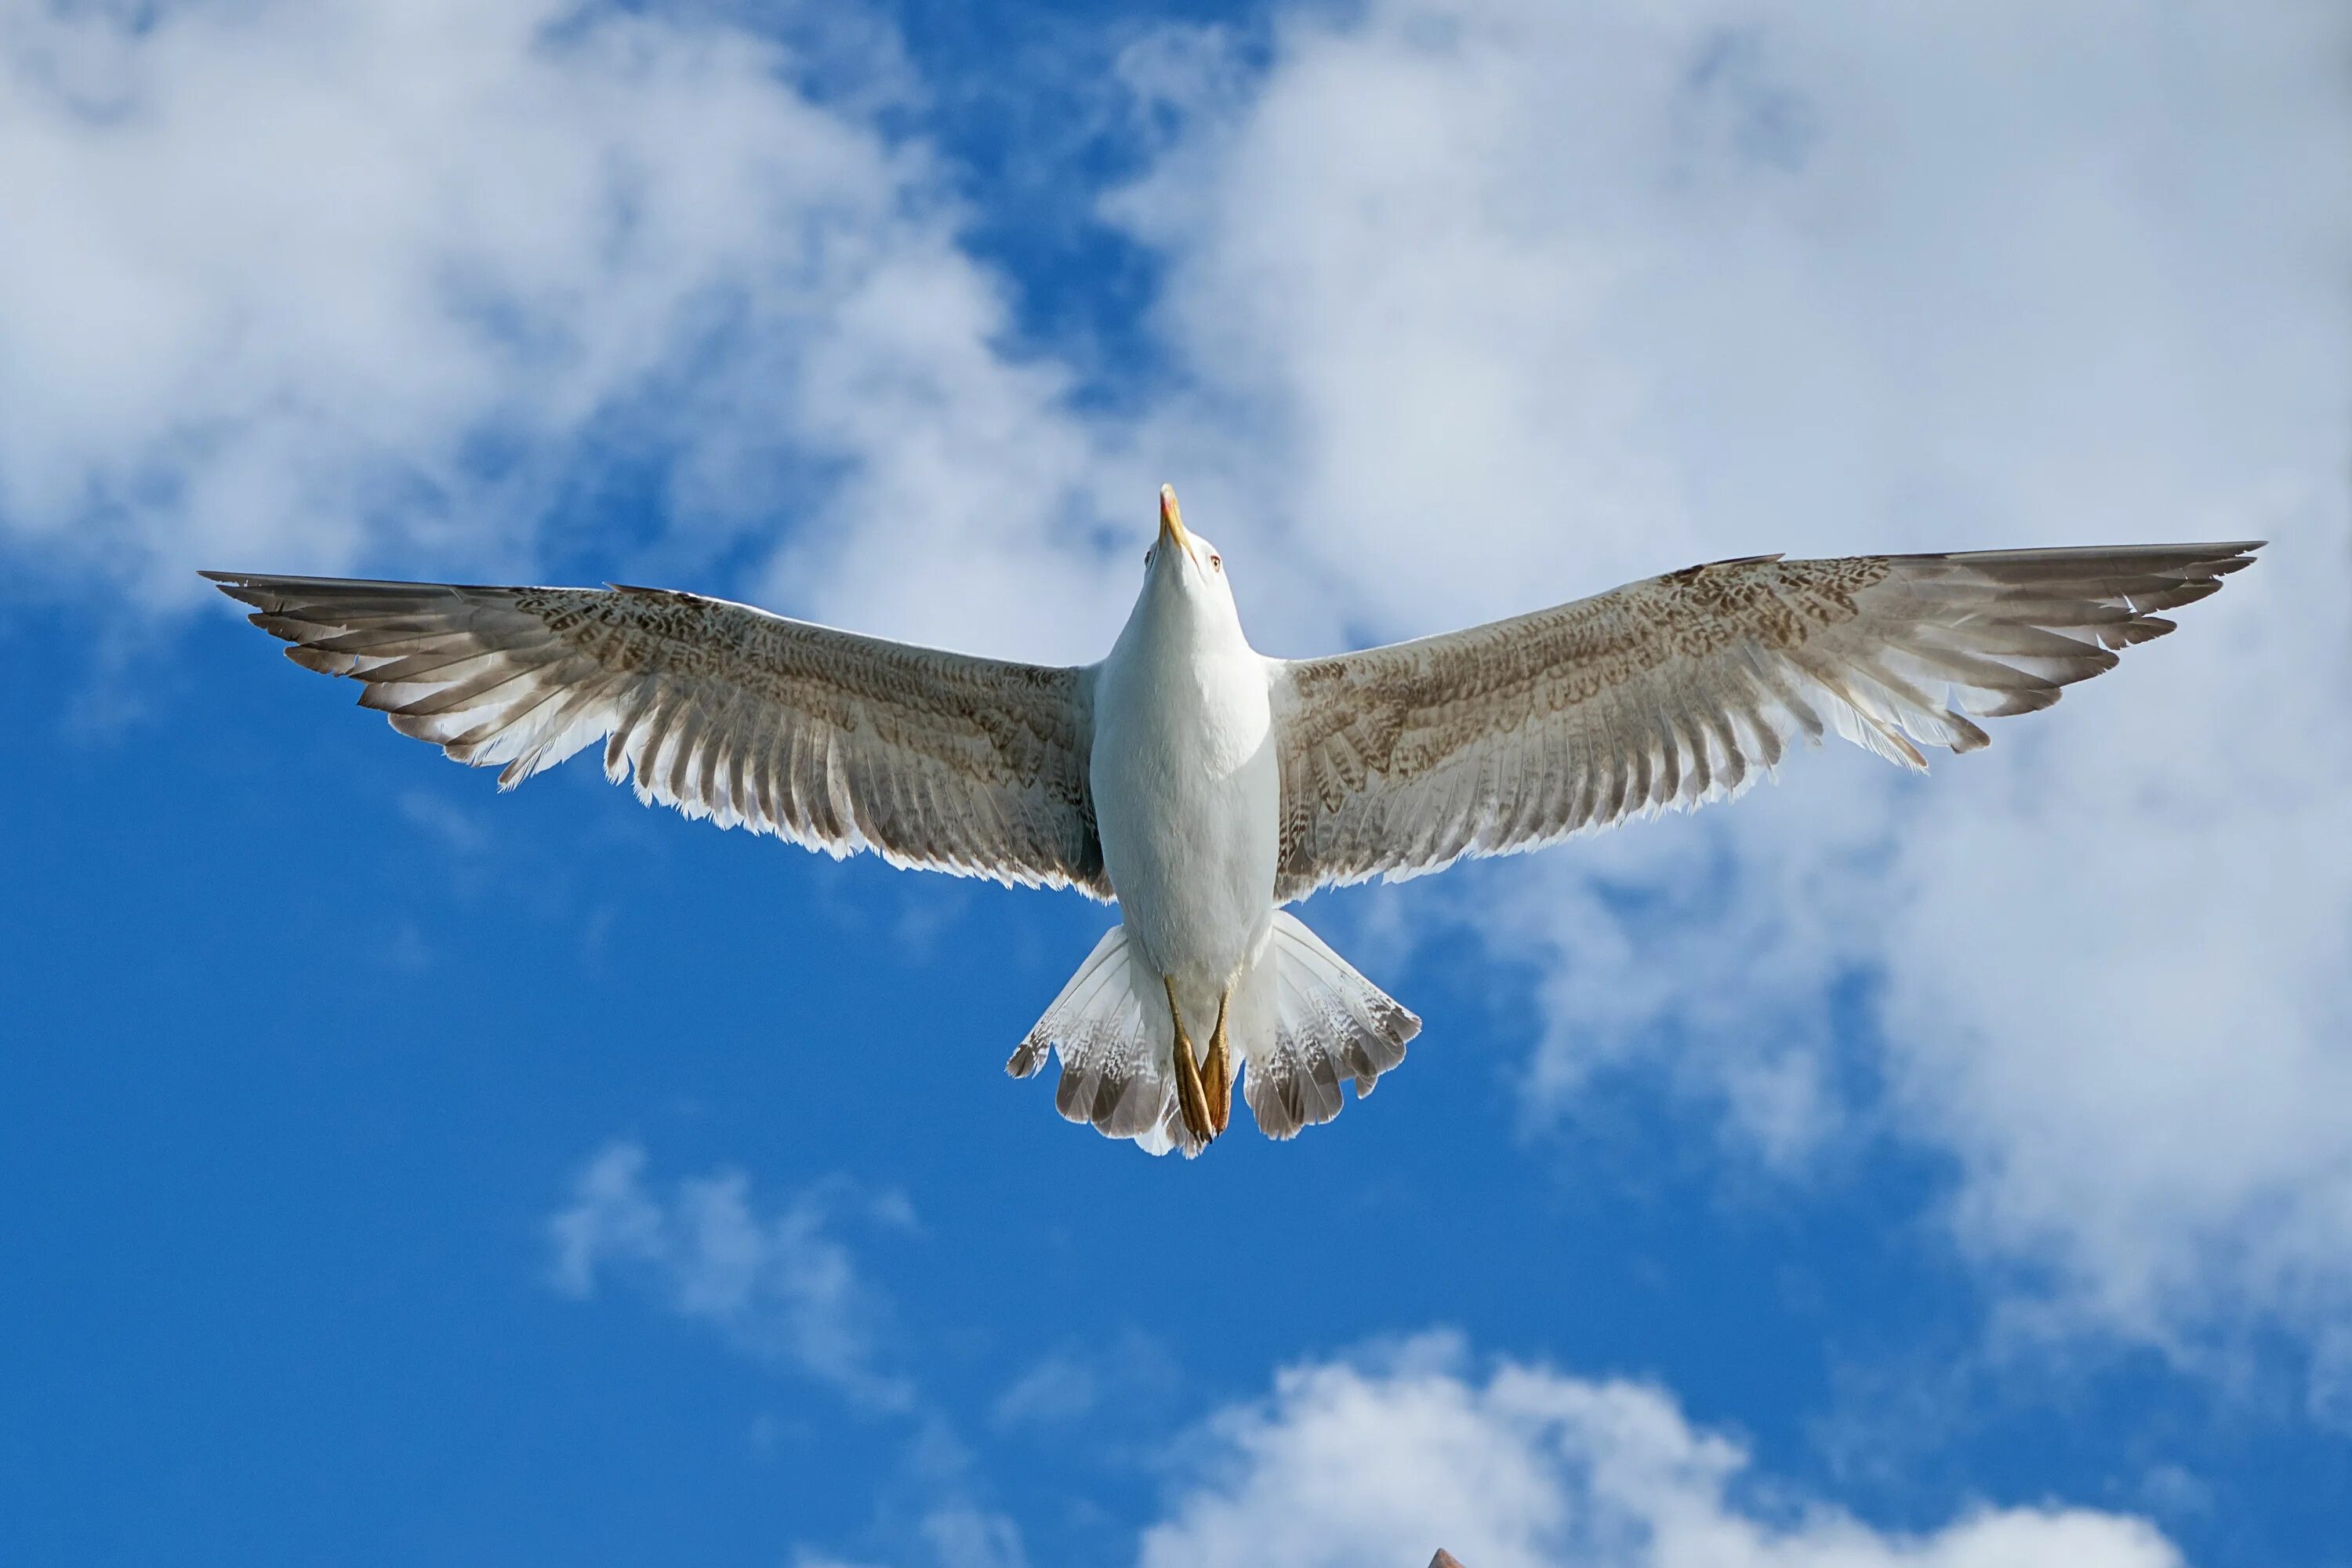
[1090,643,1279,999]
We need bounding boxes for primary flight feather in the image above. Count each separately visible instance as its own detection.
[206,490,2258,1156]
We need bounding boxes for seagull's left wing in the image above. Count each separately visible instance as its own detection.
[1268,542,2258,903]
[207,572,1109,897]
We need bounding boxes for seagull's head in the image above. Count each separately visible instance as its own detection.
[1142,485,1243,634]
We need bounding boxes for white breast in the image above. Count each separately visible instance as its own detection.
[1090,604,1280,996]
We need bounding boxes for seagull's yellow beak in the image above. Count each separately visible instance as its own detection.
[1158,485,1191,557]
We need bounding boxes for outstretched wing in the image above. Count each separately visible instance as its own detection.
[207,572,1108,897]
[1269,542,2259,902]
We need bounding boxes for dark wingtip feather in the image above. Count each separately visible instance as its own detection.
[1976,688,2063,718]
[207,579,283,615]
[1947,713,1992,753]
[385,711,450,742]
[2164,579,2224,607]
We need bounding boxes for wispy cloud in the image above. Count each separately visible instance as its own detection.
[0,0,1115,640]
[549,1141,1030,1564]
[1105,0,2352,1384]
[16,0,2350,1405]
[1138,1334,2183,1568]
[548,1140,914,1409]
[989,1329,1178,1431]
[795,1504,1029,1568]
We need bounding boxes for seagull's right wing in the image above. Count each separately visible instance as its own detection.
[1268,542,2259,902]
[207,572,1109,898]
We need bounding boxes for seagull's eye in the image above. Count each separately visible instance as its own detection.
[1143,548,1154,565]
[1210,554,1222,571]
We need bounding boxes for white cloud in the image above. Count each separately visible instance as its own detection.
[989,1330,1178,1430]
[991,1351,1105,1430]
[16,0,2351,1396]
[1109,0,2352,1374]
[0,0,1116,637]
[548,1140,913,1407]
[793,1504,1029,1568]
[1138,1335,2181,1568]
[914,1505,1029,1568]
[549,1144,1031,1564]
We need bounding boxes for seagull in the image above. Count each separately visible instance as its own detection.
[205,490,2258,1156]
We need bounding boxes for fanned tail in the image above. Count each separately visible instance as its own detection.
[1007,925,1194,1157]
[1011,913,1421,1156]
[1235,912,1420,1140]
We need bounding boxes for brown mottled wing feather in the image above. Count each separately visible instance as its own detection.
[205,572,1108,897]
[1269,542,2260,902]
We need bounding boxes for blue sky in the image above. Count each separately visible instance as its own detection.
[2,2,2349,1565]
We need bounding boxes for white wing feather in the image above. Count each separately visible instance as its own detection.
[1269,542,2259,902]
[207,572,1108,897]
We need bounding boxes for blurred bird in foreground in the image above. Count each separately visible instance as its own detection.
[208,488,2257,1156]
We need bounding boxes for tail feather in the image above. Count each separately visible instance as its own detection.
[1011,913,1420,1155]
[1008,925,1192,1156]
[1240,913,1420,1140]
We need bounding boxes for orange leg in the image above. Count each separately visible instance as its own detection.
[1166,976,1215,1145]
[1203,991,1233,1136]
